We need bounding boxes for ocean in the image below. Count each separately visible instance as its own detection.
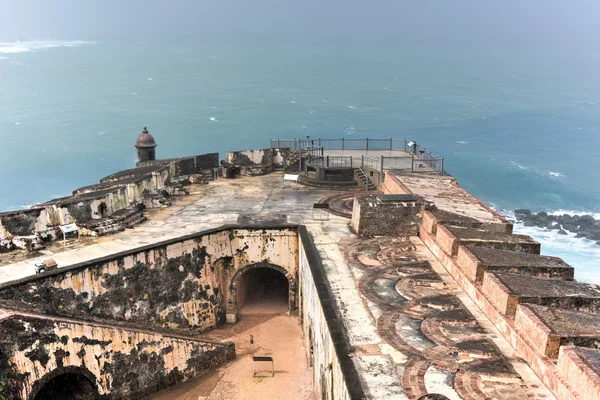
[0,39,599,282]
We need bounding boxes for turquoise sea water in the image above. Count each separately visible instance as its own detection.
[1,40,599,281]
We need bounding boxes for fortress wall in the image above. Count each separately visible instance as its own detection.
[380,172,412,195]
[0,312,234,400]
[298,227,364,400]
[418,224,579,400]
[0,227,297,333]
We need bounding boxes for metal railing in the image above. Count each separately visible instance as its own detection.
[271,138,409,151]
[271,138,445,174]
[308,155,354,168]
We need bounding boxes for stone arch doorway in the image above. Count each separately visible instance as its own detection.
[30,366,99,400]
[98,202,108,219]
[227,262,295,323]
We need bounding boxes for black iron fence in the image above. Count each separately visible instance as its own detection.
[270,138,409,151]
[272,138,444,174]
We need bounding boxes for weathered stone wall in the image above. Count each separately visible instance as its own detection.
[0,227,298,333]
[0,312,235,400]
[351,195,425,237]
[298,227,364,400]
[225,149,291,176]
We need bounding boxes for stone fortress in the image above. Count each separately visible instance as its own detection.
[0,130,599,399]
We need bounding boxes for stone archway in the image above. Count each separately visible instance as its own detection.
[29,366,99,400]
[227,261,296,323]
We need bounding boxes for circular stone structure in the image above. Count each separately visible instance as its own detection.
[134,126,158,163]
[318,191,381,218]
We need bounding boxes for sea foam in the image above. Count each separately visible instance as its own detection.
[0,40,95,54]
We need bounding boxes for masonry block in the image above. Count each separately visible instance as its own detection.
[458,246,574,283]
[557,346,600,400]
[446,226,540,254]
[484,272,600,318]
[515,304,600,359]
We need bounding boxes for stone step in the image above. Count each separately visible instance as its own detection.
[457,246,574,283]
[483,272,600,318]
[515,304,600,359]
[557,346,600,400]
[436,225,540,256]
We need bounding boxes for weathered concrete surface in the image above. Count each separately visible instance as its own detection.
[0,309,234,400]
[387,173,512,233]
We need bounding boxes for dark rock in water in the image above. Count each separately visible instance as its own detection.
[587,231,600,241]
[562,223,578,232]
[548,222,561,230]
[515,209,531,216]
[576,231,588,238]
[579,215,597,228]
[596,241,600,246]
[558,229,568,235]
[537,211,548,218]
[547,214,557,221]
[523,220,535,227]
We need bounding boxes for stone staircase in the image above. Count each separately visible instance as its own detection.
[284,150,302,173]
[79,207,146,236]
[356,167,376,190]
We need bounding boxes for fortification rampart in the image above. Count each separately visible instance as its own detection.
[0,226,297,333]
[0,310,234,400]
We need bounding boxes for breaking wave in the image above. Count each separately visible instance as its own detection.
[499,208,600,284]
[0,40,95,54]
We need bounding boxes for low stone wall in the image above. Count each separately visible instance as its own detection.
[0,226,298,334]
[351,194,425,237]
[298,226,364,400]
[225,148,291,176]
[0,311,234,400]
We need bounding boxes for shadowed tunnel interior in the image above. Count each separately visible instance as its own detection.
[237,267,289,315]
[34,372,98,400]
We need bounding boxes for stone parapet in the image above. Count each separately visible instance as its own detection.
[515,305,600,359]
[557,346,600,400]
[457,245,574,283]
[485,272,600,318]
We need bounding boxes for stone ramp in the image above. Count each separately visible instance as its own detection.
[0,308,235,400]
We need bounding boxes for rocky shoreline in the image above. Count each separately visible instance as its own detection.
[514,209,600,245]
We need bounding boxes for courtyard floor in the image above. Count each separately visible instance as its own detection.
[149,314,315,400]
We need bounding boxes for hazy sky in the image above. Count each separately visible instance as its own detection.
[0,0,599,45]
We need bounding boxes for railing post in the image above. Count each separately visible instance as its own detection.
[404,139,407,152]
[326,156,330,168]
[380,155,384,174]
[321,147,324,156]
[350,156,353,168]
[366,138,369,150]
[361,155,364,168]
[318,138,321,147]
[342,137,345,150]
[441,158,444,175]
[411,154,414,172]
[390,138,392,150]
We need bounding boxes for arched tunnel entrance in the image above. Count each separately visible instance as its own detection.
[237,267,289,315]
[33,372,99,400]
